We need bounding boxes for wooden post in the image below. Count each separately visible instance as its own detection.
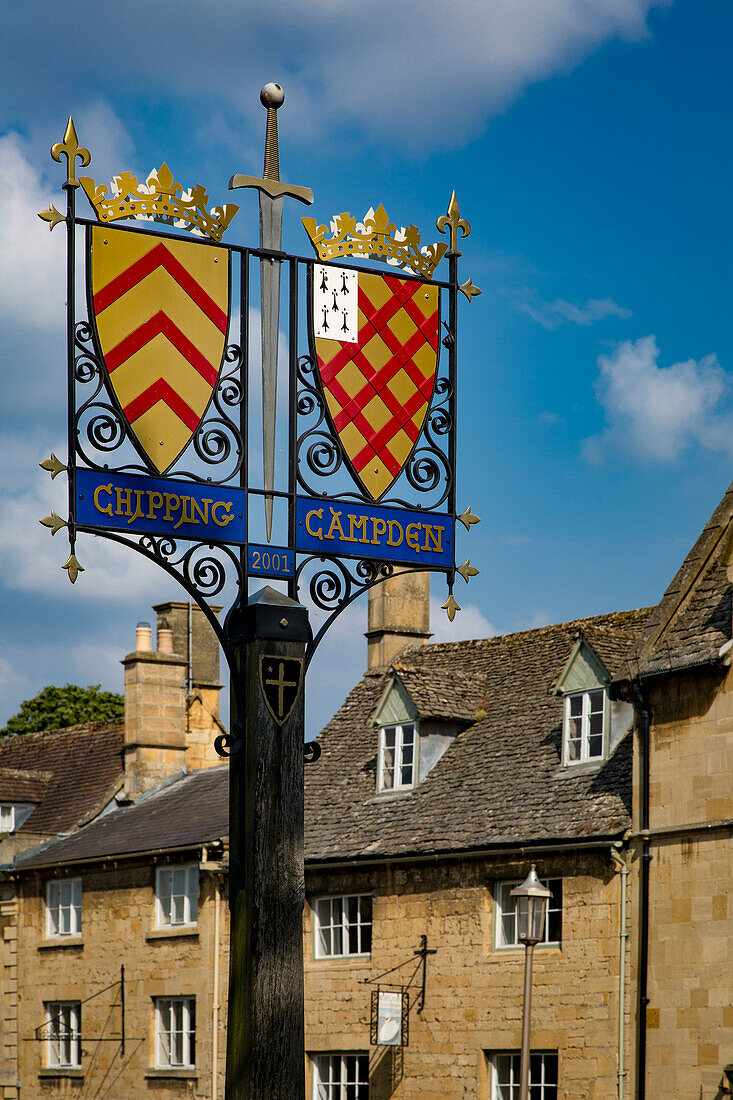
[225,586,309,1099]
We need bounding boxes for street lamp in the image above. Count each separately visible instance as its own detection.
[511,865,552,1100]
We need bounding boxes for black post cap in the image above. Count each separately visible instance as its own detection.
[242,586,310,642]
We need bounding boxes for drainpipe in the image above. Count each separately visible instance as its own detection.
[631,681,652,1100]
[611,845,629,1100]
[211,873,222,1100]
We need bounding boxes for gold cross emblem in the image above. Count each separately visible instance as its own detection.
[259,656,303,725]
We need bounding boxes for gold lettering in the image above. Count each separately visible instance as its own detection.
[163,493,180,522]
[146,491,163,520]
[173,496,192,530]
[406,523,422,553]
[326,508,345,540]
[93,482,113,517]
[387,520,403,547]
[423,524,444,553]
[115,487,132,517]
[191,497,213,525]
[305,508,323,540]
[347,515,369,543]
[211,501,235,527]
[127,490,145,525]
[371,518,387,545]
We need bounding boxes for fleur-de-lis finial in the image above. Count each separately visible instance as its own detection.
[437,191,471,256]
[51,116,91,189]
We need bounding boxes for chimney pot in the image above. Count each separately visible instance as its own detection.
[157,625,174,655]
[136,622,152,652]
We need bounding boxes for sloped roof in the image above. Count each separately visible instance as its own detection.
[15,765,229,868]
[0,719,124,834]
[305,608,648,862]
[13,607,648,871]
[0,768,51,804]
[626,480,733,679]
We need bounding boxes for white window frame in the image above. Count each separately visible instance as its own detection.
[0,803,34,833]
[490,1051,558,1099]
[313,894,372,959]
[154,996,196,1069]
[494,879,562,949]
[562,688,607,765]
[46,878,82,938]
[45,1001,81,1069]
[155,864,198,928]
[377,721,417,791]
[312,1052,369,1099]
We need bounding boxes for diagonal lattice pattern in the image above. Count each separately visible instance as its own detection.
[314,272,440,500]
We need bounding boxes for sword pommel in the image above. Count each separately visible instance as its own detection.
[260,83,284,182]
[228,83,313,206]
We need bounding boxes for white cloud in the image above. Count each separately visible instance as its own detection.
[519,293,631,329]
[1,0,672,156]
[430,597,495,643]
[0,455,178,604]
[583,335,733,462]
[0,132,65,331]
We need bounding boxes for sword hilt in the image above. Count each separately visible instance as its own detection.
[229,83,314,206]
[261,83,283,182]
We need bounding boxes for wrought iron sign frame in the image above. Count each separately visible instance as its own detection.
[39,110,481,759]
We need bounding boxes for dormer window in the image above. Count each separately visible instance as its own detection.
[378,722,416,791]
[563,689,606,764]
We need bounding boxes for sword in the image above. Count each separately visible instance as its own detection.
[229,83,313,542]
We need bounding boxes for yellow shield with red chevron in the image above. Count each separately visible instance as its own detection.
[310,265,440,501]
[88,225,230,473]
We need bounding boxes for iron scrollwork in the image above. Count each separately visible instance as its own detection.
[73,321,246,487]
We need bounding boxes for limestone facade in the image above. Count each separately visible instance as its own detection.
[632,663,733,1098]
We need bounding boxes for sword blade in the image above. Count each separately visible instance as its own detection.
[259,191,284,542]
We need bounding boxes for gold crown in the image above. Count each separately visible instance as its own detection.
[79,163,238,243]
[302,204,447,279]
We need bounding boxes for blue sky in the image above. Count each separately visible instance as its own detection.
[1,0,732,736]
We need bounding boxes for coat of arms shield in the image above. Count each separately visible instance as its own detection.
[87,225,230,473]
[309,264,440,501]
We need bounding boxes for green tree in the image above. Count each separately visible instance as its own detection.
[0,684,124,737]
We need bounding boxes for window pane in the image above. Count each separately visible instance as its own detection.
[588,690,604,713]
[588,735,603,758]
[569,695,583,717]
[187,866,198,922]
[401,724,414,746]
[546,879,562,944]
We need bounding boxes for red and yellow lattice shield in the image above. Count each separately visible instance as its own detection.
[88,225,230,473]
[310,265,440,500]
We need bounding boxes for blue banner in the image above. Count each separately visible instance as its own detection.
[76,468,246,545]
[248,544,295,579]
[296,497,453,568]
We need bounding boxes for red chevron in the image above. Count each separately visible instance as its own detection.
[105,311,219,386]
[94,242,227,333]
[124,379,200,433]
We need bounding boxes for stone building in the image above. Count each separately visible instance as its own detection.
[0,480,731,1097]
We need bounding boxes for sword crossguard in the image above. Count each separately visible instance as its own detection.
[229,83,313,206]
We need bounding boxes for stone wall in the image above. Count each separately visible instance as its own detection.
[13,858,228,1099]
[636,665,733,1097]
[305,850,629,1099]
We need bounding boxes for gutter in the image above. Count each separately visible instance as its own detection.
[306,834,627,873]
[631,816,733,841]
[631,680,652,1100]
[611,846,629,1100]
[14,838,228,872]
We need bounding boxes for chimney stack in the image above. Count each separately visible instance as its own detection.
[153,601,224,770]
[122,620,188,796]
[365,570,431,668]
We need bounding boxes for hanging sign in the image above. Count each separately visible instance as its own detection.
[370,989,409,1047]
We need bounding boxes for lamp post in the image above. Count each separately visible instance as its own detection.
[511,866,552,1100]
